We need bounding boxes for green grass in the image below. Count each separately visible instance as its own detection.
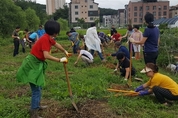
[1,37,178,118]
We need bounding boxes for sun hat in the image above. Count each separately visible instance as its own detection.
[140,67,153,73]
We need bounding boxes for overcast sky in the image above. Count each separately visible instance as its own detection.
[36,0,178,9]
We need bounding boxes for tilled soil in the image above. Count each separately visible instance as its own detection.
[40,99,120,118]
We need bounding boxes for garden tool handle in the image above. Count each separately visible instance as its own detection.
[63,63,73,97]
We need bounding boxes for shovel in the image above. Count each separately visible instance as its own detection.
[63,63,79,112]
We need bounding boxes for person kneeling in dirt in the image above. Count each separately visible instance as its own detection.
[74,47,93,66]
[135,63,178,106]
[115,52,136,81]
[16,20,70,118]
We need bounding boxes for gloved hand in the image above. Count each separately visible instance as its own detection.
[135,85,144,92]
[64,50,70,57]
[60,57,68,63]
[139,90,149,96]
[114,68,117,72]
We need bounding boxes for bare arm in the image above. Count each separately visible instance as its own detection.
[12,32,19,39]
[74,54,81,65]
[122,31,128,38]
[134,37,147,44]
[54,42,66,52]
[124,67,130,79]
[43,51,60,62]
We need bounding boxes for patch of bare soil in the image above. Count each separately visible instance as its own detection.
[110,83,130,90]
[40,99,120,118]
[105,63,116,69]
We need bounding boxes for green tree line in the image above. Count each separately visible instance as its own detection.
[0,0,69,38]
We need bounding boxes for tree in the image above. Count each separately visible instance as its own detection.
[99,8,118,23]
[0,0,27,37]
[52,4,69,21]
[15,0,47,24]
[77,18,85,28]
[94,18,100,27]
[25,8,40,31]
[57,18,69,31]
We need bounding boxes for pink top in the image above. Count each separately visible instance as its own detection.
[130,31,142,41]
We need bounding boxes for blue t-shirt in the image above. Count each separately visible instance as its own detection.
[143,27,159,52]
[111,46,130,59]
[29,32,38,40]
[37,29,45,38]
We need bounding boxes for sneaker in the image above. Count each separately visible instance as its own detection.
[39,105,48,110]
[124,78,128,81]
[132,56,135,59]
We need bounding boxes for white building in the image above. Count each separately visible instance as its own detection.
[46,0,66,15]
[69,0,99,24]
[102,15,119,28]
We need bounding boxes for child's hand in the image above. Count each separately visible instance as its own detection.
[60,57,68,63]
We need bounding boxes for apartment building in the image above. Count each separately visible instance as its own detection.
[118,9,125,27]
[127,0,169,25]
[169,4,178,18]
[46,0,66,15]
[69,0,99,24]
[102,15,119,28]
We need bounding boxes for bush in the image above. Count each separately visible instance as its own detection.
[0,37,12,46]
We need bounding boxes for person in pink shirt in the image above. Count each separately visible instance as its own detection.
[130,25,142,60]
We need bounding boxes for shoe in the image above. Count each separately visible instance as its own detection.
[124,78,128,81]
[30,109,42,118]
[132,56,135,59]
[39,105,48,110]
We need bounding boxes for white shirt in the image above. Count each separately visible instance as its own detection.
[80,50,94,60]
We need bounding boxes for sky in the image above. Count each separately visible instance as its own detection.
[36,0,178,9]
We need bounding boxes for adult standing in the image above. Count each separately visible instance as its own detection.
[122,25,134,58]
[12,26,20,57]
[18,29,29,53]
[131,13,160,66]
[85,23,106,62]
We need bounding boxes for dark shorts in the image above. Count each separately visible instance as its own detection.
[144,51,158,64]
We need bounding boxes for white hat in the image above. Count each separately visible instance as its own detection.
[140,67,153,73]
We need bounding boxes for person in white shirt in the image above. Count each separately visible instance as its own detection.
[74,47,94,65]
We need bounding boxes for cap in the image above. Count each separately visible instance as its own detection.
[140,67,153,73]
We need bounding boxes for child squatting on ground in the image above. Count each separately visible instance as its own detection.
[135,63,178,106]
[16,20,70,118]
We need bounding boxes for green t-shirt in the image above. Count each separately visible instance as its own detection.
[18,31,25,39]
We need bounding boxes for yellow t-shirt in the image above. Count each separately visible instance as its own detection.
[146,73,178,95]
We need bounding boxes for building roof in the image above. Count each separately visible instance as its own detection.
[153,17,178,25]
